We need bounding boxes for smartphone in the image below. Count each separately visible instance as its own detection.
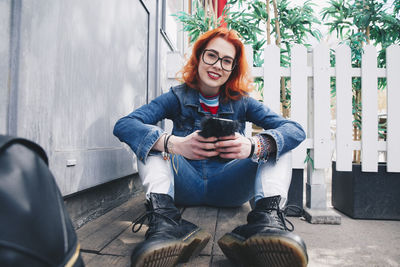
[199,117,239,138]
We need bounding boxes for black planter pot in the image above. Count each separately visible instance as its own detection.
[332,161,400,220]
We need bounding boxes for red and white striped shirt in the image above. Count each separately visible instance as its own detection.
[199,92,219,115]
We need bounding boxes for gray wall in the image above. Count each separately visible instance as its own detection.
[1,0,160,196]
[0,1,11,134]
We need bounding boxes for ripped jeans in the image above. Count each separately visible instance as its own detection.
[137,152,292,208]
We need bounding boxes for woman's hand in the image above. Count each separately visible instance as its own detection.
[215,133,252,159]
[169,131,220,160]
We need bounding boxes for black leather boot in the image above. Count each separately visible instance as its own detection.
[218,195,308,267]
[130,193,211,267]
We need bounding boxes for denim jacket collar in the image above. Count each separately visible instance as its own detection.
[182,85,234,115]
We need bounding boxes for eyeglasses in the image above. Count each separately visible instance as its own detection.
[201,49,236,72]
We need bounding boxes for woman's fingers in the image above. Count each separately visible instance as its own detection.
[217,134,237,141]
[194,130,218,142]
[215,134,252,159]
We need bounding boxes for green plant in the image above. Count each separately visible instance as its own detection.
[172,0,221,44]
[174,0,321,117]
[321,0,400,162]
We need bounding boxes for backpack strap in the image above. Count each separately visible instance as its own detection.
[0,135,49,166]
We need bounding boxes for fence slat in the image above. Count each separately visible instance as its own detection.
[263,45,281,113]
[245,45,254,137]
[291,45,308,168]
[361,45,378,172]
[312,43,331,169]
[335,45,353,171]
[386,45,400,172]
[245,45,254,76]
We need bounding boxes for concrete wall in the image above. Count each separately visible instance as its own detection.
[1,0,160,196]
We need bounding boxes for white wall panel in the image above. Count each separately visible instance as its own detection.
[5,0,158,195]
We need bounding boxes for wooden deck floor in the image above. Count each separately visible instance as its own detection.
[77,192,255,266]
[76,192,400,267]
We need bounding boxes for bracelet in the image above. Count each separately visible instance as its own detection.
[251,135,262,162]
[164,134,171,154]
[247,137,255,158]
[265,135,277,154]
[164,134,173,154]
[259,135,268,160]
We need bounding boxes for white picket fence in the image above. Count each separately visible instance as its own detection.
[247,43,400,173]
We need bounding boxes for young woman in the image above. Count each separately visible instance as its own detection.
[114,27,308,267]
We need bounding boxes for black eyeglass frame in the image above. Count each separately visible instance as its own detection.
[201,49,236,72]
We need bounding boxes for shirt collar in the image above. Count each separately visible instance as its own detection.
[183,85,234,115]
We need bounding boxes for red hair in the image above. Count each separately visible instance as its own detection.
[178,28,254,100]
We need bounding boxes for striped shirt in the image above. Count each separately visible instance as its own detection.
[199,92,219,115]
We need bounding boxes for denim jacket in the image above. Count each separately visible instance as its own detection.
[113,83,305,163]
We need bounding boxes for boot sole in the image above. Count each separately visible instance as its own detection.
[132,229,211,267]
[218,233,308,267]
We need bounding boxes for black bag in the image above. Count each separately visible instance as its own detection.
[0,135,84,267]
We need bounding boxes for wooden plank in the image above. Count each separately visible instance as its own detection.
[213,204,251,256]
[386,45,400,172]
[353,140,386,151]
[245,45,255,138]
[76,205,129,242]
[79,211,132,251]
[76,192,145,239]
[281,67,290,77]
[335,45,353,171]
[177,255,211,266]
[84,254,130,267]
[252,67,263,77]
[313,42,332,169]
[181,206,219,256]
[245,44,254,75]
[81,252,97,264]
[291,44,308,168]
[99,205,217,257]
[100,206,216,264]
[361,45,378,172]
[211,255,232,266]
[100,222,147,256]
[77,193,146,251]
[263,45,281,113]
[346,67,385,78]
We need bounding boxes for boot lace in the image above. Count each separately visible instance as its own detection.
[267,205,303,232]
[132,208,180,234]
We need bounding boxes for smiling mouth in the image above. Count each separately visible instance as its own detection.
[207,71,221,80]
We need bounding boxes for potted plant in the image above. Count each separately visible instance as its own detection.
[322,0,400,219]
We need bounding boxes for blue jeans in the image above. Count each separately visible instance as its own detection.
[137,152,293,208]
